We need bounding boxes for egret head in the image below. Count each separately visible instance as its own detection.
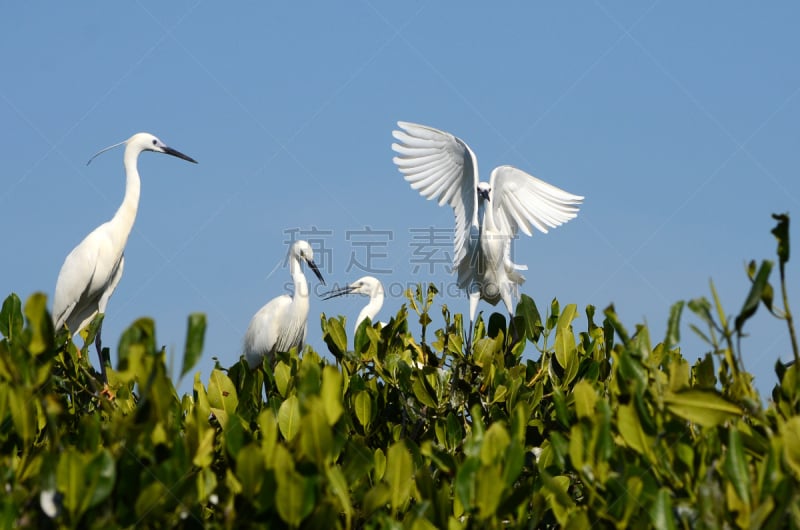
[323,276,383,300]
[132,133,198,163]
[86,132,197,165]
[477,182,491,202]
[292,240,325,285]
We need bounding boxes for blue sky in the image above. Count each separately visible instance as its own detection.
[2,3,799,399]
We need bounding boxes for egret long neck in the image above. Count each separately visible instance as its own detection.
[110,146,142,247]
[478,197,496,232]
[290,257,311,304]
[356,291,384,329]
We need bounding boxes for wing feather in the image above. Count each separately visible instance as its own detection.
[489,165,583,239]
[392,122,478,267]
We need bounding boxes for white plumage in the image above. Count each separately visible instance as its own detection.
[52,132,196,379]
[322,275,385,336]
[392,121,583,335]
[244,240,326,368]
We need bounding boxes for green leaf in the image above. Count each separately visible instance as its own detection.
[300,399,333,465]
[552,386,570,428]
[326,465,353,529]
[324,317,348,357]
[412,376,437,408]
[275,468,315,526]
[569,424,585,470]
[781,416,800,479]
[24,293,53,355]
[735,260,773,334]
[278,394,301,441]
[257,409,279,467]
[236,443,264,499]
[573,380,597,420]
[541,472,574,526]
[664,389,741,428]
[724,428,750,505]
[555,304,577,369]
[455,457,480,509]
[475,464,503,520]
[385,442,414,513]
[354,391,372,430]
[603,304,630,345]
[664,301,684,352]
[135,481,167,520]
[181,313,206,379]
[515,294,543,342]
[57,448,89,522]
[193,428,216,468]
[320,366,343,425]
[8,388,36,443]
[208,369,238,430]
[87,449,116,509]
[374,448,387,481]
[274,361,291,397]
[354,318,372,354]
[480,423,510,466]
[771,213,790,265]
[617,403,653,458]
[0,293,23,341]
[688,297,715,331]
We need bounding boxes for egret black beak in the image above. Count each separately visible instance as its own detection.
[307,259,326,285]
[322,285,355,300]
[163,146,198,164]
[479,189,490,201]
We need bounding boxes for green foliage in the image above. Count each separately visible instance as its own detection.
[2,213,800,528]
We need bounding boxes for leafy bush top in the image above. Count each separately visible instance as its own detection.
[1,213,800,529]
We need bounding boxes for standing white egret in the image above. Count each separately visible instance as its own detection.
[322,276,385,336]
[53,132,197,382]
[244,240,326,368]
[392,121,583,341]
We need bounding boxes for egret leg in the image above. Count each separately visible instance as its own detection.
[94,324,109,384]
[499,283,519,350]
[507,314,521,350]
[466,282,481,354]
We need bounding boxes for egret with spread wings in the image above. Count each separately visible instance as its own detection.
[392,121,583,342]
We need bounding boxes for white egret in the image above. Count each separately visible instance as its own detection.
[322,275,385,336]
[244,240,326,368]
[52,132,197,381]
[392,121,583,341]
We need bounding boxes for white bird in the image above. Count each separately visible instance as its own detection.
[322,276,385,336]
[52,132,197,381]
[244,240,326,369]
[392,121,583,340]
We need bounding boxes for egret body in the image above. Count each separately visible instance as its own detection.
[244,240,326,368]
[52,132,196,380]
[392,121,583,338]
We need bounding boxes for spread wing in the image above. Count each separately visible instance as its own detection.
[489,165,583,238]
[392,121,478,268]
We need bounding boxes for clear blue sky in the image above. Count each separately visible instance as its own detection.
[2,3,799,399]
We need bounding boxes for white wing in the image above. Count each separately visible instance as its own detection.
[392,122,478,268]
[489,166,583,238]
[53,230,105,331]
[243,295,288,368]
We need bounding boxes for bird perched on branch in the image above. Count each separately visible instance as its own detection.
[53,132,196,383]
[244,240,326,368]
